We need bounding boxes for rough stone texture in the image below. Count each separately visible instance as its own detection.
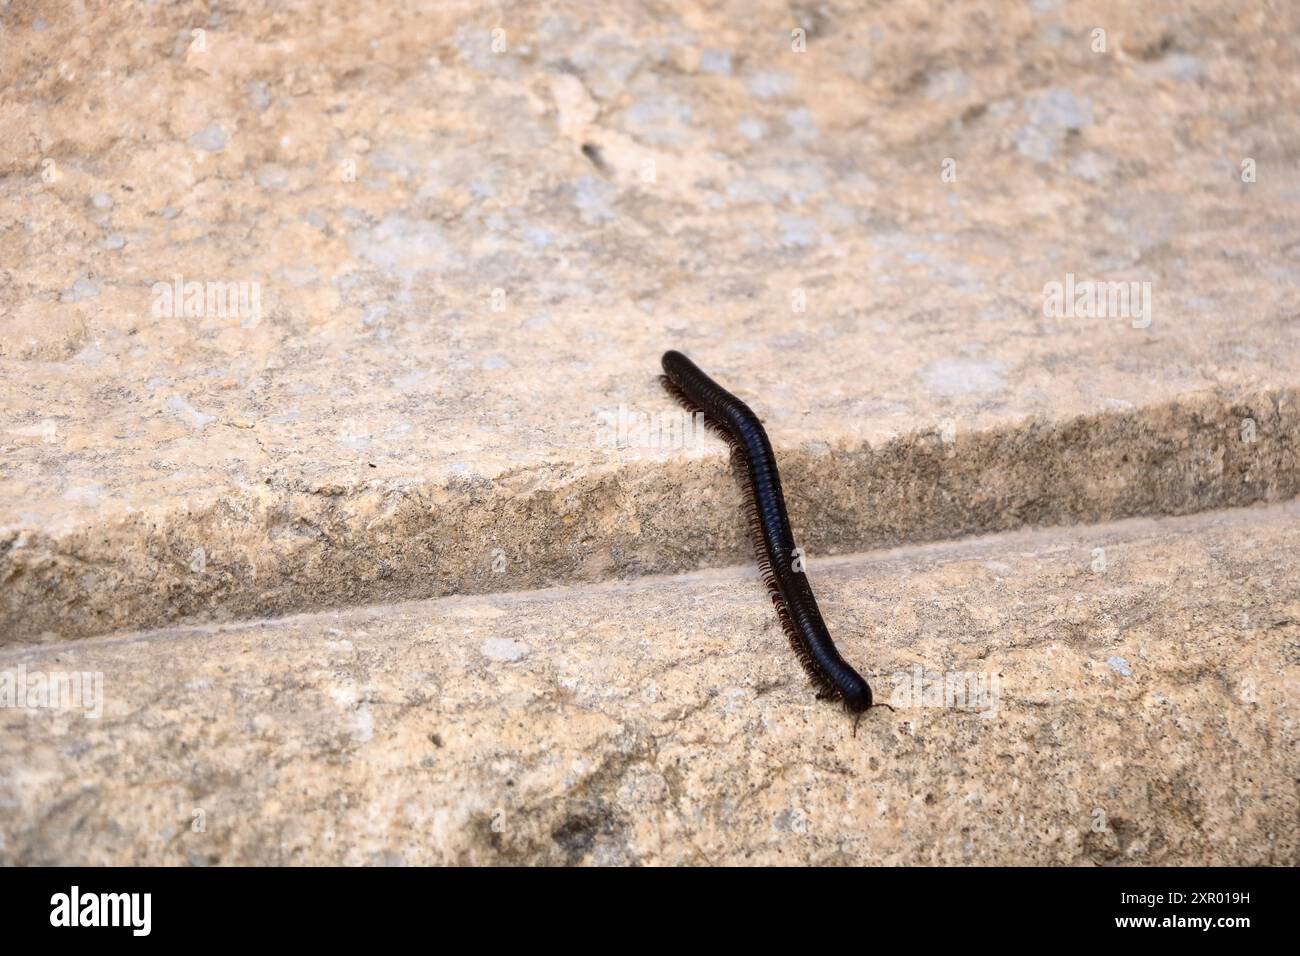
[2,503,1297,865]
[3,0,1300,640]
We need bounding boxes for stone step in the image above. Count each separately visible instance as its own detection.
[2,501,1296,864]
[4,357,1296,646]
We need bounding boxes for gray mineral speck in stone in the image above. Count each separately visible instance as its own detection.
[1016,124,1057,162]
[920,358,1009,397]
[281,266,318,287]
[778,215,818,248]
[624,97,694,146]
[522,225,553,248]
[482,637,527,662]
[925,68,970,99]
[347,216,457,278]
[737,117,769,141]
[699,49,732,75]
[255,164,289,189]
[74,344,104,366]
[1108,656,1133,677]
[61,278,101,302]
[1070,151,1117,183]
[166,394,217,430]
[747,71,793,99]
[1137,53,1208,83]
[1031,88,1093,130]
[784,107,819,139]
[247,81,272,111]
[187,124,228,152]
[574,176,617,224]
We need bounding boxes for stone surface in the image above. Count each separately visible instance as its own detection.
[3,1,1300,640]
[2,503,1296,865]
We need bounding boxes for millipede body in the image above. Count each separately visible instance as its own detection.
[659,350,878,723]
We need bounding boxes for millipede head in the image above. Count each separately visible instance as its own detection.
[841,675,873,714]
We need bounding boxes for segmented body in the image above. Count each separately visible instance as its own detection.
[660,350,874,716]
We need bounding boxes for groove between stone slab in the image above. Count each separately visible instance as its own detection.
[2,385,1296,644]
[3,499,1297,864]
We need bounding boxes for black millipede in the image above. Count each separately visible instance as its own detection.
[660,350,890,731]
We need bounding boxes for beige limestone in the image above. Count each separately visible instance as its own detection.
[1,502,1296,865]
[3,1,1300,640]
